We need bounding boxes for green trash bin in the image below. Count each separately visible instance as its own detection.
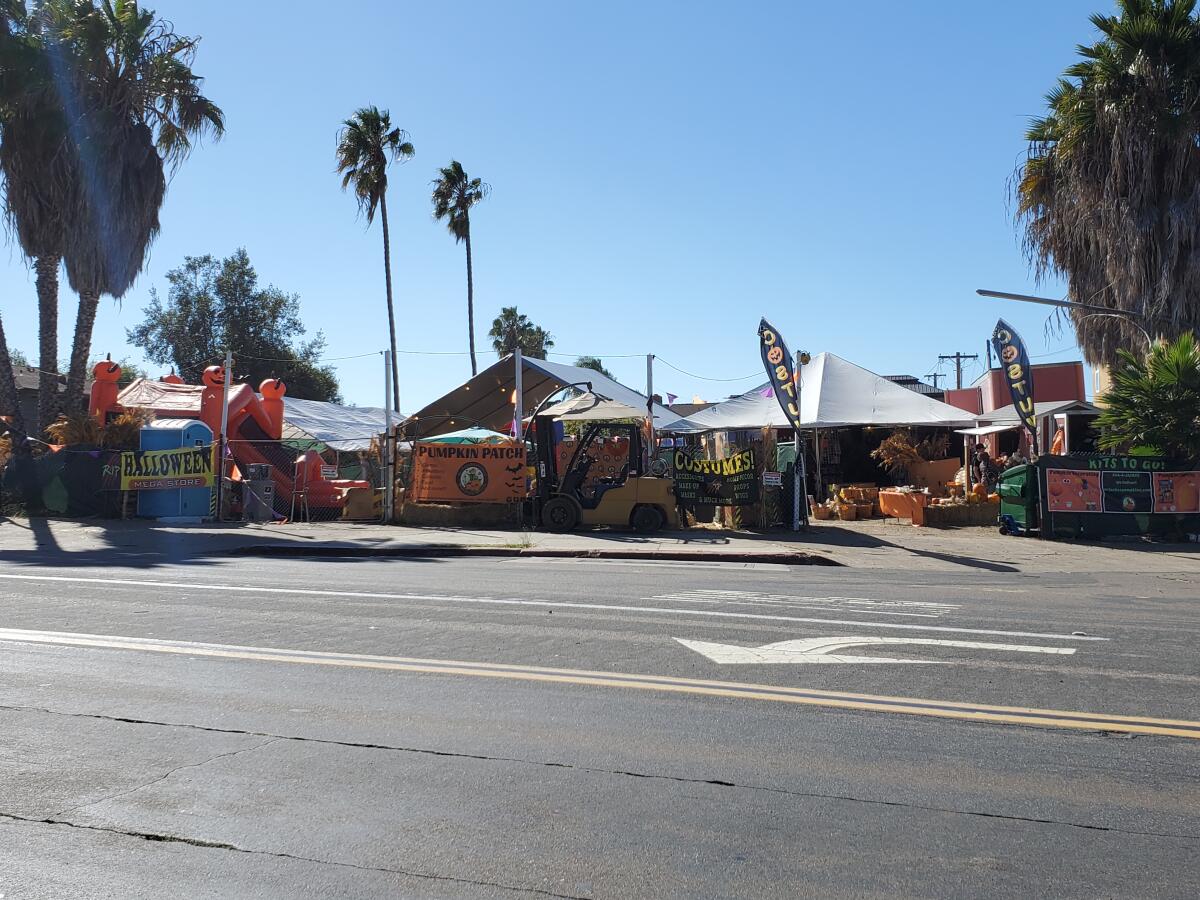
[997,464,1038,536]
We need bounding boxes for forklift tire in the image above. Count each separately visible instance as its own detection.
[631,504,665,534]
[542,496,581,532]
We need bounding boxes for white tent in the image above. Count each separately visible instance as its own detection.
[405,355,673,439]
[660,352,975,432]
[282,397,390,452]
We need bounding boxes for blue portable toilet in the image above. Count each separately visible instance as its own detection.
[137,419,215,520]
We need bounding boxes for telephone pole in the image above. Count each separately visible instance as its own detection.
[927,372,944,389]
[938,352,979,390]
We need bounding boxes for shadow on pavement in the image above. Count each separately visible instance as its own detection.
[1,518,444,570]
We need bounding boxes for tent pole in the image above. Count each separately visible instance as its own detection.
[514,349,523,438]
[813,428,823,500]
[794,351,808,531]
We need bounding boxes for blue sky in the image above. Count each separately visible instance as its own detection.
[1,0,1105,408]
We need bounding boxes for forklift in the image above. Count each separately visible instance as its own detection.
[529,412,679,533]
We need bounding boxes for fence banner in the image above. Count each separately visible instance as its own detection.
[672,448,758,506]
[106,445,216,491]
[991,319,1036,436]
[758,318,803,431]
[409,441,527,503]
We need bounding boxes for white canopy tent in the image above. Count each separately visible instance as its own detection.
[659,353,975,432]
[282,397,390,452]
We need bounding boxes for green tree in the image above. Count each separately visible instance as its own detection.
[574,356,613,378]
[1095,334,1200,459]
[488,306,554,359]
[128,249,342,402]
[0,312,26,448]
[336,106,413,411]
[1018,0,1200,366]
[432,160,489,377]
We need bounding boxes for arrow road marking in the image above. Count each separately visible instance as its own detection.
[675,636,1078,665]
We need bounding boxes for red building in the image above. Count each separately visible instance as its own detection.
[944,361,1096,457]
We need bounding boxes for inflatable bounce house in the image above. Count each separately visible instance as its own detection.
[90,362,368,519]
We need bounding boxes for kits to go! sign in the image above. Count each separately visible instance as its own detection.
[409,441,528,503]
[112,445,216,491]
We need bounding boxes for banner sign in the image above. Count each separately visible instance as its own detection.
[1046,463,1200,514]
[991,319,1036,436]
[672,449,758,506]
[409,441,527,503]
[106,445,216,491]
[758,318,802,431]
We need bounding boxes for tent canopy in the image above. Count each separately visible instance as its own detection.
[538,393,645,421]
[424,427,512,444]
[404,355,673,439]
[118,378,203,414]
[975,399,1099,425]
[659,352,975,432]
[282,397,389,452]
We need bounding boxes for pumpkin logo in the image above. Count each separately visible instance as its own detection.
[456,463,488,496]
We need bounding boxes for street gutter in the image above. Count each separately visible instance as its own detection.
[228,545,841,566]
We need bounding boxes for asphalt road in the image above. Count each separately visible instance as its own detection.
[1,554,1198,898]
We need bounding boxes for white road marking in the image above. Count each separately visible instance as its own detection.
[510,559,792,571]
[646,590,958,618]
[676,636,1078,665]
[0,572,1108,642]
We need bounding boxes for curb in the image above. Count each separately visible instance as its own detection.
[229,544,841,566]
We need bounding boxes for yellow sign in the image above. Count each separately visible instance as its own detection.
[120,445,216,491]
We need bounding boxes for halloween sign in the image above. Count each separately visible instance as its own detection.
[991,319,1036,436]
[409,442,527,503]
[757,318,802,430]
[105,445,216,491]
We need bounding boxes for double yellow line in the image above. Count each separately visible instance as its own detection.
[2,627,1197,739]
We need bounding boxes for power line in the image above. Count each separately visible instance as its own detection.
[654,357,762,382]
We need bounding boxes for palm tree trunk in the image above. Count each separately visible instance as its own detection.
[465,226,477,377]
[0,311,29,458]
[65,289,100,416]
[35,255,61,434]
[379,192,401,412]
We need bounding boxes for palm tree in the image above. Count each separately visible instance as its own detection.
[0,1,69,432]
[38,0,224,411]
[489,306,554,359]
[1017,0,1200,367]
[1095,334,1200,459]
[431,161,489,376]
[336,106,413,411]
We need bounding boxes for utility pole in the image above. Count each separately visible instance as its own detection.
[938,352,979,390]
[927,372,944,390]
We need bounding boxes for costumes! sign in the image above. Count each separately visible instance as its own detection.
[110,446,216,491]
[758,319,802,431]
[409,442,527,503]
[991,319,1036,437]
[672,449,758,505]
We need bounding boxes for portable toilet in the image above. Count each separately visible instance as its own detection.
[137,419,215,520]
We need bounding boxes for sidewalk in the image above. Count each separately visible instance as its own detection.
[1,515,1197,575]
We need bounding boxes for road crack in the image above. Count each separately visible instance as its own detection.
[52,737,279,819]
[5,702,1198,843]
[0,812,589,898]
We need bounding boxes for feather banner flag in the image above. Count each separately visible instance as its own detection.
[991,319,1036,438]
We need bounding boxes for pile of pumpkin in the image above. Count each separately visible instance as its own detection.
[812,485,879,521]
[930,482,1000,507]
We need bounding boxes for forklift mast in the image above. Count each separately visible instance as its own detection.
[532,416,645,504]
